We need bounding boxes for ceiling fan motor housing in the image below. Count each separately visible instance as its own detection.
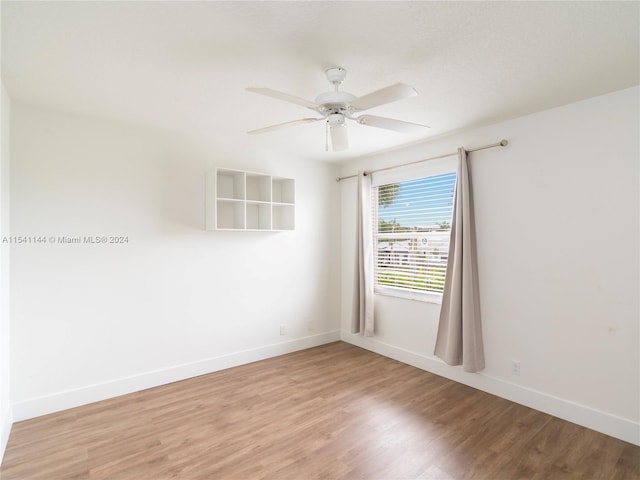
[315,91,356,115]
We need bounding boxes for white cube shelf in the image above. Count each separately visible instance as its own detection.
[206,168,295,231]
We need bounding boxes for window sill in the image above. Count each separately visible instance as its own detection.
[374,286,443,304]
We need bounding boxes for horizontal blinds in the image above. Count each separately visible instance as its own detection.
[372,172,456,295]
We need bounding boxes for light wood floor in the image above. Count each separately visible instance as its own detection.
[2,342,638,479]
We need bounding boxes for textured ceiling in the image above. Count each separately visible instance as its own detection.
[2,1,638,162]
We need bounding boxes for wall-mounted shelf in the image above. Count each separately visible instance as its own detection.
[206,168,295,231]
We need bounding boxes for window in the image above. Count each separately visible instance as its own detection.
[372,169,456,302]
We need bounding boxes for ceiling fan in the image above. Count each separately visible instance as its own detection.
[246,67,429,151]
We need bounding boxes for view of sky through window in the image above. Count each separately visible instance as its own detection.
[378,172,456,230]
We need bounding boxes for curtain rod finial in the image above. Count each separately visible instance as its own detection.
[500,139,508,146]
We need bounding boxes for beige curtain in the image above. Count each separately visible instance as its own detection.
[351,172,374,336]
[434,148,485,372]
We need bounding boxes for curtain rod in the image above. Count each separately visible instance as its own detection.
[335,139,508,182]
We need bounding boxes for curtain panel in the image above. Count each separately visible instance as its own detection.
[352,171,374,336]
[434,148,485,372]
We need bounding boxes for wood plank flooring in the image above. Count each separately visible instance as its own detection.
[2,341,638,479]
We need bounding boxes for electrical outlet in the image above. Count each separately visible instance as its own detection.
[511,360,521,376]
[279,325,285,336]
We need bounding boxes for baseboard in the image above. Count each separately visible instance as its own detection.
[13,330,341,422]
[341,332,640,446]
[0,406,13,465]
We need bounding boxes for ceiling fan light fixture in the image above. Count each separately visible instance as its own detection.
[328,113,345,126]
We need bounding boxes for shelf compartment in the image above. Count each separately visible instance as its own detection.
[272,177,295,204]
[217,169,245,200]
[246,173,272,202]
[246,202,271,230]
[272,204,295,231]
[216,200,245,230]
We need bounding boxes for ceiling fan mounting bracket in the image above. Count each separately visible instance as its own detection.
[325,66,347,85]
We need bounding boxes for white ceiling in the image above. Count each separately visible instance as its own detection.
[2,1,638,162]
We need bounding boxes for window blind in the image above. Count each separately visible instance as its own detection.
[372,172,456,296]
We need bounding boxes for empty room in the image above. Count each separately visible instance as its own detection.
[0,1,638,479]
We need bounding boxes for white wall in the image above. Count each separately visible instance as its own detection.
[10,102,341,419]
[0,83,12,461]
[339,86,640,444]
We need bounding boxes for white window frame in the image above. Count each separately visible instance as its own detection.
[370,157,457,304]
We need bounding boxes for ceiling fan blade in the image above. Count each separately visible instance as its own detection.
[248,118,322,135]
[330,124,348,151]
[357,115,429,135]
[246,87,319,110]
[350,83,418,111]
